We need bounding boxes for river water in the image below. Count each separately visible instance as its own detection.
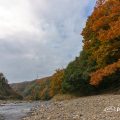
[0,101,40,120]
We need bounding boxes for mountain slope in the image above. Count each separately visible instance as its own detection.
[0,73,23,100]
[11,76,51,100]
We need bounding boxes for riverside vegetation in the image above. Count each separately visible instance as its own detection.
[11,0,120,101]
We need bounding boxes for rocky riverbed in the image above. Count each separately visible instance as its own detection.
[23,95,120,120]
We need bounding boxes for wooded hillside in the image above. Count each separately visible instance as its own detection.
[0,73,22,100]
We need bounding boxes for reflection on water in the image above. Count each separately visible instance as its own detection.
[0,102,39,120]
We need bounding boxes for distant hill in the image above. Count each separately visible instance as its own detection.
[11,81,34,97]
[0,73,23,100]
[11,76,51,100]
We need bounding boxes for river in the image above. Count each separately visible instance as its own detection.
[0,101,40,120]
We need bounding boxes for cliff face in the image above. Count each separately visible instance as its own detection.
[0,73,23,100]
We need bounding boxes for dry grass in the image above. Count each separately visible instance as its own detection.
[52,94,78,101]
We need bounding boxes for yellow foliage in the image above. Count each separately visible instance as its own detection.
[49,69,64,97]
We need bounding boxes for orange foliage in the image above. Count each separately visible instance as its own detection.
[90,0,120,41]
[82,0,120,69]
[90,60,120,86]
[98,18,120,41]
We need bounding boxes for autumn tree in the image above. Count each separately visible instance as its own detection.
[62,0,120,94]
[83,0,120,90]
[39,79,51,100]
[50,69,64,97]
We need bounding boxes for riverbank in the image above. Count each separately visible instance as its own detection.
[23,94,120,120]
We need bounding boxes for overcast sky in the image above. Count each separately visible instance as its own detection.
[0,0,96,83]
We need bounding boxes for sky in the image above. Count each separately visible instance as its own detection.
[0,0,96,83]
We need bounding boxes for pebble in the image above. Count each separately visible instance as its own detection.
[23,95,120,120]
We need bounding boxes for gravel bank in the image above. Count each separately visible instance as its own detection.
[23,95,120,120]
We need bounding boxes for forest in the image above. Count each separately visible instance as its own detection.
[0,73,22,99]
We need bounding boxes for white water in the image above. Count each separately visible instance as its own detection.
[0,102,39,120]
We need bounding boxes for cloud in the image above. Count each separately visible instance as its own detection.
[0,0,96,83]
